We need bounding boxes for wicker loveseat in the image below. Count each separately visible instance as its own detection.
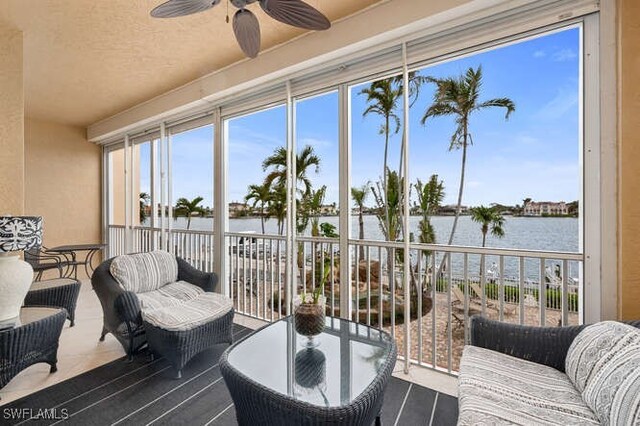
[92,251,234,375]
[458,316,640,425]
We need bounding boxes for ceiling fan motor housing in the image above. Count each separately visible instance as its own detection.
[230,0,255,9]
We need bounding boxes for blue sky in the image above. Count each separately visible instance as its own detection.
[142,26,580,210]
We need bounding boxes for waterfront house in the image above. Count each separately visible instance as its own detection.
[228,202,250,218]
[523,200,569,216]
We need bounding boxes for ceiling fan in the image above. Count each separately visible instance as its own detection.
[150,0,331,58]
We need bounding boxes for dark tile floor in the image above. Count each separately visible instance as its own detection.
[2,324,458,425]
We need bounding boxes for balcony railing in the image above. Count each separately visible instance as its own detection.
[107,225,582,373]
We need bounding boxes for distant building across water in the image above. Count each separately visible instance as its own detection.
[523,200,568,216]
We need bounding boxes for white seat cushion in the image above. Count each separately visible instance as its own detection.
[110,251,178,293]
[142,293,233,332]
[137,281,204,311]
[458,345,598,426]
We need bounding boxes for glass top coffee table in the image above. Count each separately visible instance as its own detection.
[220,316,396,425]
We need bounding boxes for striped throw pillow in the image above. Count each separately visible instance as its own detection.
[582,338,640,425]
[565,321,640,392]
[110,251,178,293]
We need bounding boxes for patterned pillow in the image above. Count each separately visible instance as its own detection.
[110,251,178,293]
[582,340,640,425]
[565,321,640,392]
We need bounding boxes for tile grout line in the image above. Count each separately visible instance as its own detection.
[110,363,221,426]
[49,366,172,426]
[146,377,225,426]
[203,402,234,426]
[14,358,164,426]
[111,326,252,425]
[393,383,413,426]
[429,392,440,426]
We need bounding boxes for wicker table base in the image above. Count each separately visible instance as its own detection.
[0,307,66,393]
[24,278,81,326]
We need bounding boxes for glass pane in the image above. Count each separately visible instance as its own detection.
[350,73,406,242]
[227,105,286,236]
[294,91,340,237]
[134,141,151,227]
[409,28,580,253]
[170,125,214,231]
[108,148,125,226]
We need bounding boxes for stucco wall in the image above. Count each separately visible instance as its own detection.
[24,118,102,269]
[0,26,24,215]
[619,0,640,319]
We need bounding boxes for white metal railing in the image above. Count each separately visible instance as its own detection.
[107,225,583,373]
[107,225,214,273]
[349,239,582,373]
[226,232,289,321]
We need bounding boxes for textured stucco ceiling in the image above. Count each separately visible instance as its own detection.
[0,0,384,127]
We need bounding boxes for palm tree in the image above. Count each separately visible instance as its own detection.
[245,183,271,234]
[360,73,426,243]
[351,183,370,261]
[303,185,327,237]
[360,80,401,240]
[371,169,405,243]
[470,205,505,247]
[470,205,505,277]
[262,145,320,197]
[174,196,206,230]
[268,184,287,235]
[414,175,445,245]
[422,66,514,274]
[139,192,150,224]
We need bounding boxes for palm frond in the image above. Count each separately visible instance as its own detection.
[475,97,516,119]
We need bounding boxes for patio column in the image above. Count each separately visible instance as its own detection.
[618,0,640,320]
[0,24,24,214]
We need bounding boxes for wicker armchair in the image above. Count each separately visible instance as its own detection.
[91,255,218,360]
[459,316,640,425]
[469,315,640,372]
[24,245,72,280]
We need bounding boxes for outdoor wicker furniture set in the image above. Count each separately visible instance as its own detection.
[92,251,234,377]
[0,307,66,394]
[458,315,640,425]
[23,277,81,326]
[220,316,397,425]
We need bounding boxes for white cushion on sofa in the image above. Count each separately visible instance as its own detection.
[137,281,204,311]
[142,292,233,332]
[458,345,598,425]
[110,251,178,293]
[565,321,640,393]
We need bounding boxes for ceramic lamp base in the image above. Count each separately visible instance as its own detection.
[0,254,33,322]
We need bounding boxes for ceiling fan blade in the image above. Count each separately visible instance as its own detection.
[233,9,261,58]
[260,0,330,31]
[151,0,219,18]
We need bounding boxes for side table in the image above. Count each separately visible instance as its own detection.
[23,278,81,326]
[0,307,66,393]
[220,316,397,425]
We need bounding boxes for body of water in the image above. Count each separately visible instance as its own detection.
[167,215,579,253]
[158,215,582,281]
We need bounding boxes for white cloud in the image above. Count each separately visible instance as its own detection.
[552,48,577,62]
[298,137,336,150]
[533,87,579,121]
[533,50,546,58]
